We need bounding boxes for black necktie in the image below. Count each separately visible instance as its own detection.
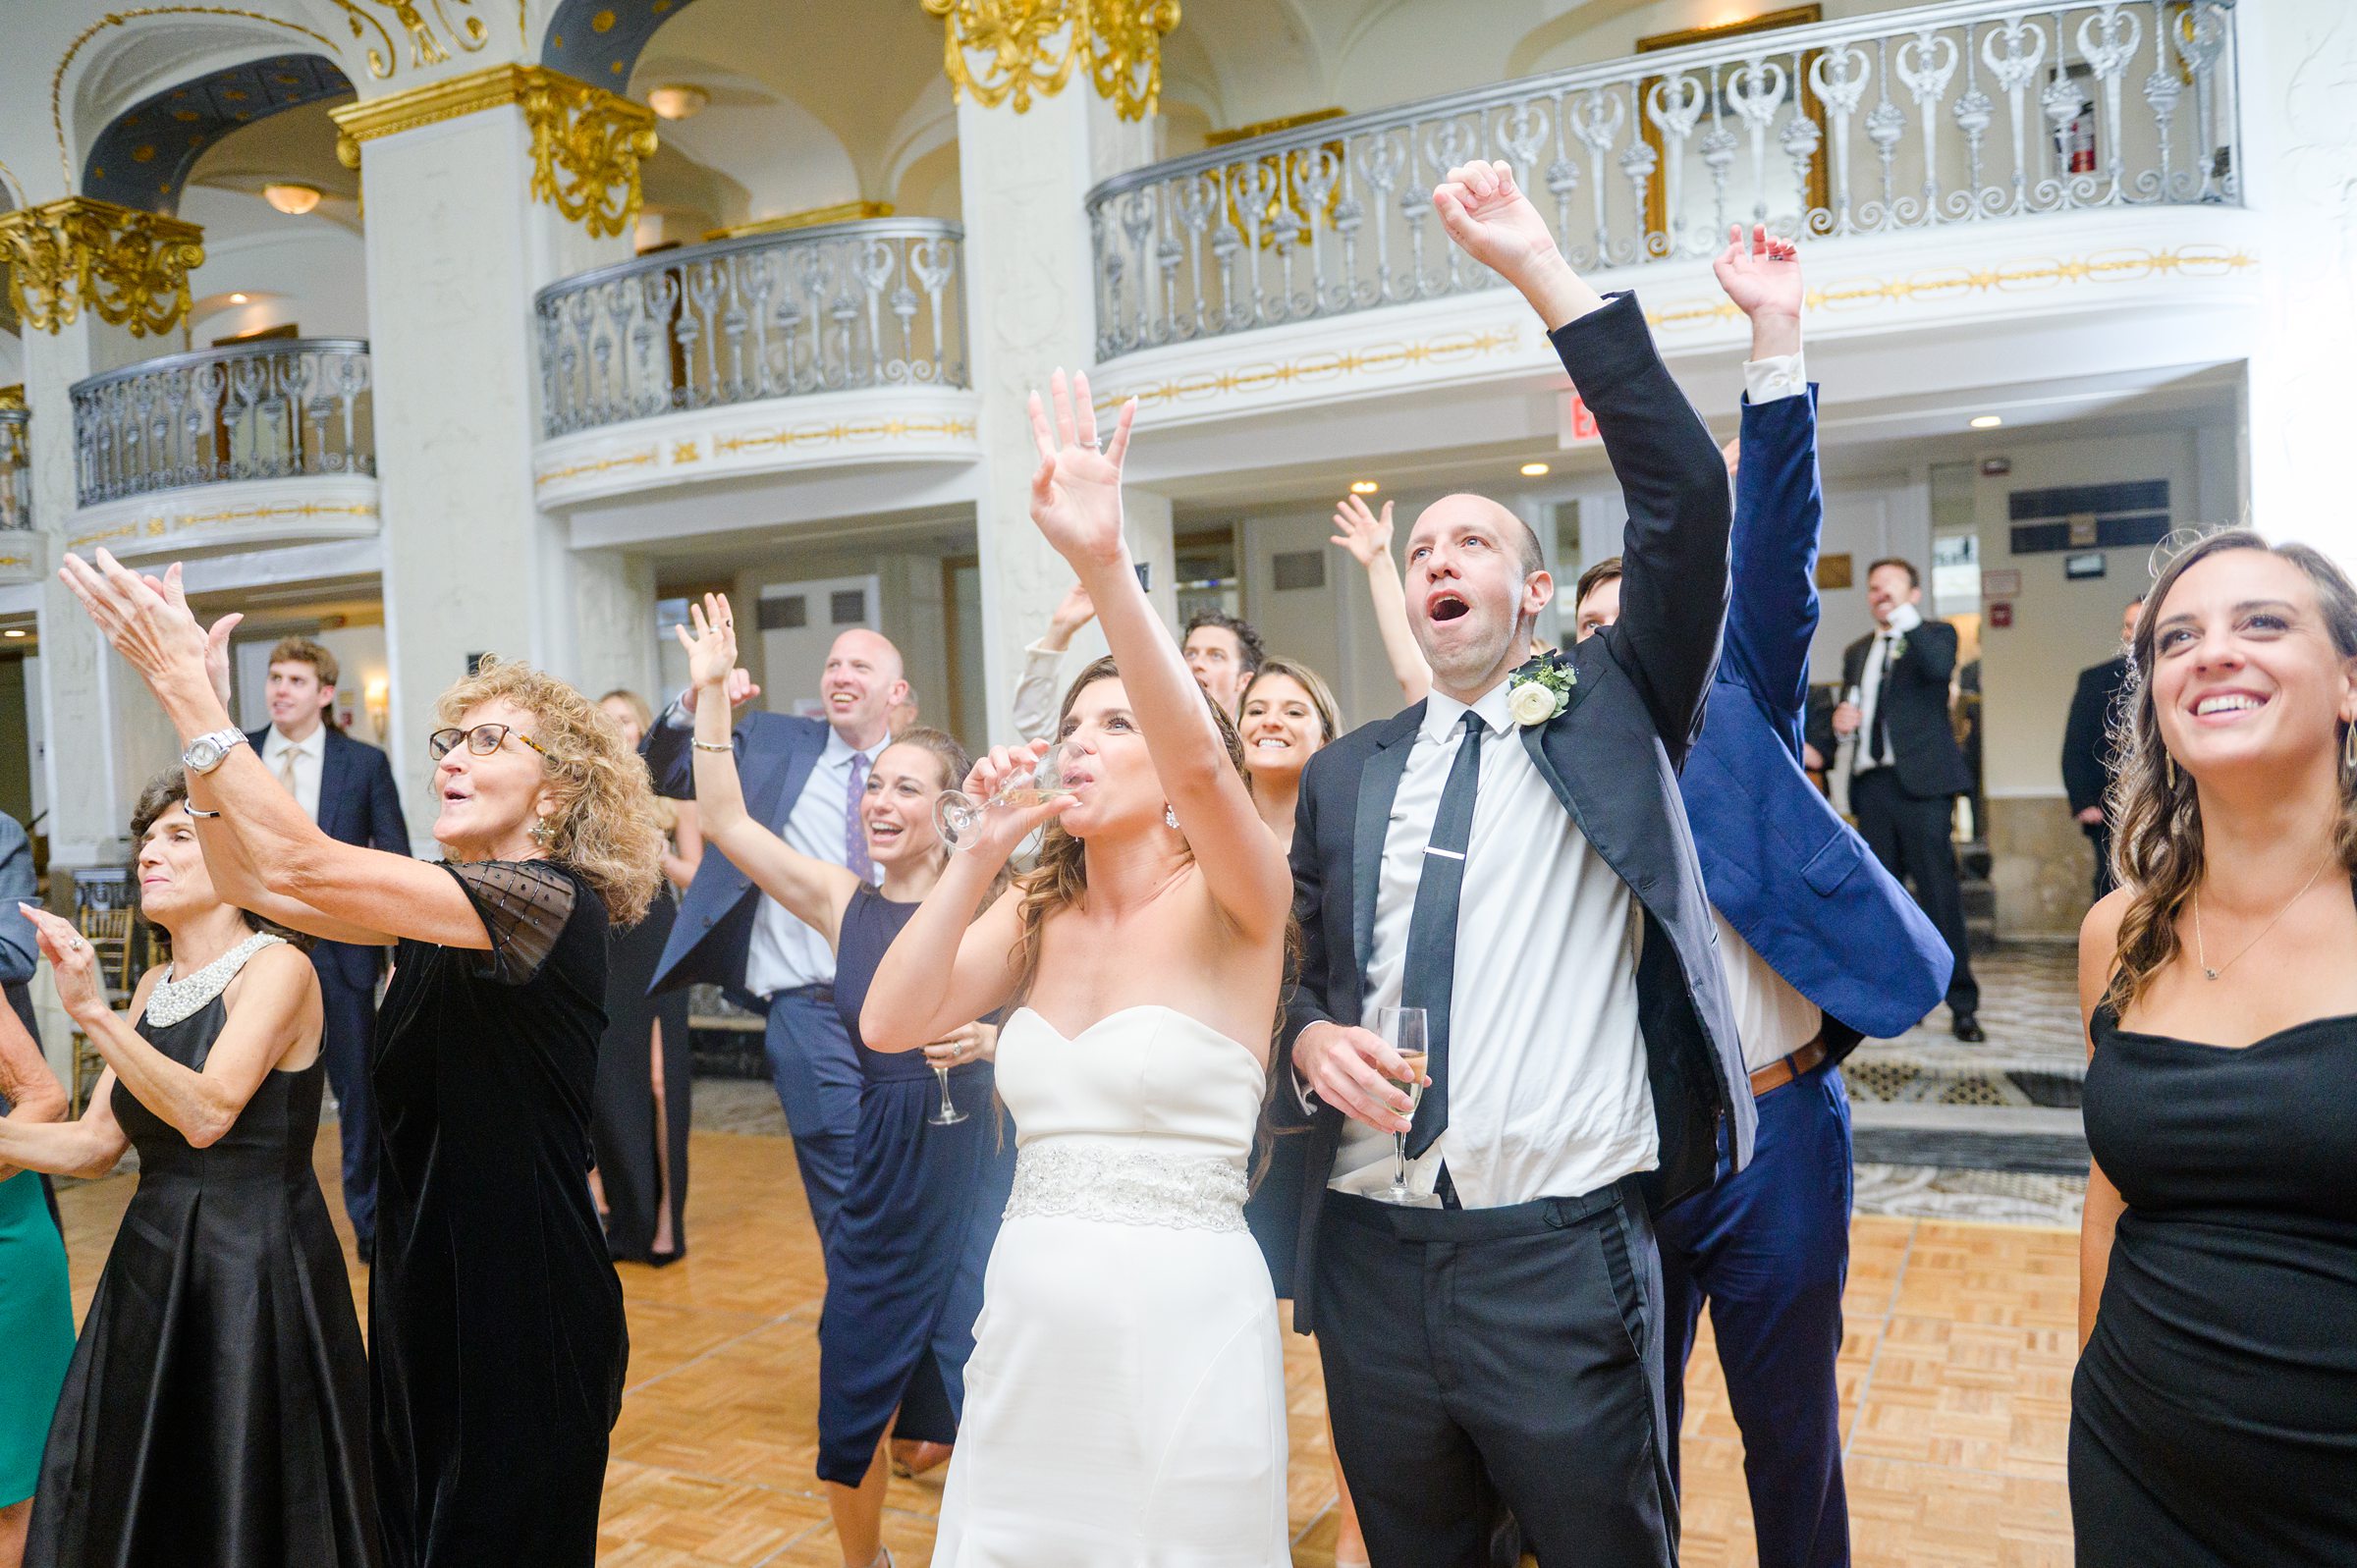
[1402,710,1484,1159]
[1867,636,1891,765]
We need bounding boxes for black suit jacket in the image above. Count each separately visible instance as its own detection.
[1840,620,1972,800]
[250,725,411,986]
[2061,655,2132,819]
[1277,293,1752,1334]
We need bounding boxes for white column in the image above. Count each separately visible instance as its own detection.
[2238,0,2357,564]
[957,84,1175,745]
[22,316,181,866]
[349,94,633,843]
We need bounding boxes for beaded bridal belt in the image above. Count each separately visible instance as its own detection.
[1003,1144,1249,1233]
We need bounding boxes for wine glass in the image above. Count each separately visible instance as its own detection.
[927,1054,968,1127]
[934,739,1086,853]
[1370,1004,1430,1206]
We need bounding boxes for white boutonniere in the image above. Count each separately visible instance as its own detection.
[1507,658,1575,728]
[1889,632,1909,665]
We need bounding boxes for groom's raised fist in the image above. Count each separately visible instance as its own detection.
[1295,1021,1423,1134]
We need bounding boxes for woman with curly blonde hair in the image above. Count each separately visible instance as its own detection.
[2073,528,2357,1564]
[56,548,665,1568]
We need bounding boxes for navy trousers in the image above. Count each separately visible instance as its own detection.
[317,966,381,1247]
[1657,1062,1853,1568]
[747,985,862,1251]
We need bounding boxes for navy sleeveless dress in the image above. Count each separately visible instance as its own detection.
[813,886,1014,1486]
[2072,936,2357,1564]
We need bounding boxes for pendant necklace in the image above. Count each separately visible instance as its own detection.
[2192,852,2333,982]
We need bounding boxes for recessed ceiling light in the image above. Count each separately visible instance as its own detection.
[228,292,248,303]
[262,182,320,215]
[1349,479,1379,494]
[1970,414,2002,429]
[647,83,710,121]
[1520,461,1551,477]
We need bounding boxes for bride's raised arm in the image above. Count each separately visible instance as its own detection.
[1024,372,1290,943]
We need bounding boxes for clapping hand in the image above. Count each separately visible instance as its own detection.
[201,609,243,708]
[21,904,106,1025]
[1027,369,1136,572]
[58,552,214,707]
[1330,494,1396,567]
[673,593,740,693]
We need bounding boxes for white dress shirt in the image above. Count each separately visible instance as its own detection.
[259,722,326,823]
[1328,680,1657,1210]
[743,727,878,999]
[1010,639,1067,745]
[1711,908,1824,1074]
[1851,600,1922,777]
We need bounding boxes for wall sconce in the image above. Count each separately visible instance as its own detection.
[363,676,390,737]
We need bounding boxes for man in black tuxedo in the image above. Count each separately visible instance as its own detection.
[249,635,410,1261]
[2062,597,2142,900]
[1832,563,1982,1039]
[1280,160,1751,1568]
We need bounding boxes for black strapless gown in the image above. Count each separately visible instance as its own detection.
[2072,998,2357,1564]
[26,988,380,1568]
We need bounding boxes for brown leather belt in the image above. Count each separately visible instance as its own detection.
[1748,1031,1829,1097]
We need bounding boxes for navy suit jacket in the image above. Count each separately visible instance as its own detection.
[249,726,409,988]
[1280,294,1752,1332]
[642,707,831,996]
[1678,388,1950,1062]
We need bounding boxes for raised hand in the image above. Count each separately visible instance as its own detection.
[1329,494,1396,567]
[1026,369,1136,570]
[1433,160,1602,330]
[21,904,106,1024]
[58,551,213,704]
[202,609,244,708]
[673,592,740,692]
[1047,581,1097,642]
[1712,222,1802,320]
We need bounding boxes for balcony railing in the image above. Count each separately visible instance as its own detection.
[71,339,374,508]
[534,218,970,439]
[0,395,27,531]
[1087,0,2240,357]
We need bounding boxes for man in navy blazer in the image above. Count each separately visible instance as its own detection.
[248,635,410,1263]
[1571,249,1949,1568]
[642,628,906,1249]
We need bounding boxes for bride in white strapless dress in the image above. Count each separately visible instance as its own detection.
[859,372,1295,1566]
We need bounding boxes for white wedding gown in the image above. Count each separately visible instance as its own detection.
[930,1004,1288,1567]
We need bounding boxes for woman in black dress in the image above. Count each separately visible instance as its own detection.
[679,595,1009,1568]
[60,550,665,1568]
[592,689,695,1265]
[0,771,377,1567]
[2074,528,2357,1565]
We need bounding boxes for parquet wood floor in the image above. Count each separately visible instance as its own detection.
[54,1129,2079,1567]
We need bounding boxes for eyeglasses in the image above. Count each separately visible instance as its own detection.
[428,723,553,762]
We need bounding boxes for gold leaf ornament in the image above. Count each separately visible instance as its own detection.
[0,198,206,338]
[524,74,660,241]
[1087,0,1178,121]
[922,0,1084,115]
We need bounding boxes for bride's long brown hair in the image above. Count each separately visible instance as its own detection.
[2102,530,2357,1016]
[1007,656,1252,1006]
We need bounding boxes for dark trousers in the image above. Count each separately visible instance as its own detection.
[318,965,381,1246]
[1659,1064,1854,1568]
[749,985,861,1251]
[1316,1182,1676,1568]
[1850,768,1978,1015]
[2084,821,2116,902]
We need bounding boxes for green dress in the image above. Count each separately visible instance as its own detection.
[0,1167,75,1508]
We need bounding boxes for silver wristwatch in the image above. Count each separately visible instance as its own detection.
[181,727,250,775]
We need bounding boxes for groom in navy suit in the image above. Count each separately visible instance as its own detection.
[643,628,905,1249]
[248,635,410,1263]
[1570,243,1950,1568]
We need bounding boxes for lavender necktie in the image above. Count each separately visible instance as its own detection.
[847,751,873,883]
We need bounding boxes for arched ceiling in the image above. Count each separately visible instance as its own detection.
[82,52,353,215]
[543,0,711,85]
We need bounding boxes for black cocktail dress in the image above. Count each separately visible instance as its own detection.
[593,887,692,1263]
[371,861,627,1567]
[2072,967,2357,1565]
[27,932,380,1567]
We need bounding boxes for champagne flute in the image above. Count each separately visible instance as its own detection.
[934,739,1086,853]
[926,1044,968,1127]
[1371,1004,1429,1206]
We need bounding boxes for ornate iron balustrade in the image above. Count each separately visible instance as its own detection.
[71,339,374,508]
[1087,0,2240,357]
[534,219,970,439]
[0,397,28,532]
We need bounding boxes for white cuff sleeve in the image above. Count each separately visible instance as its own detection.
[663,693,695,730]
[1292,1063,1319,1115]
[1885,601,1924,635]
[1742,351,1807,406]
